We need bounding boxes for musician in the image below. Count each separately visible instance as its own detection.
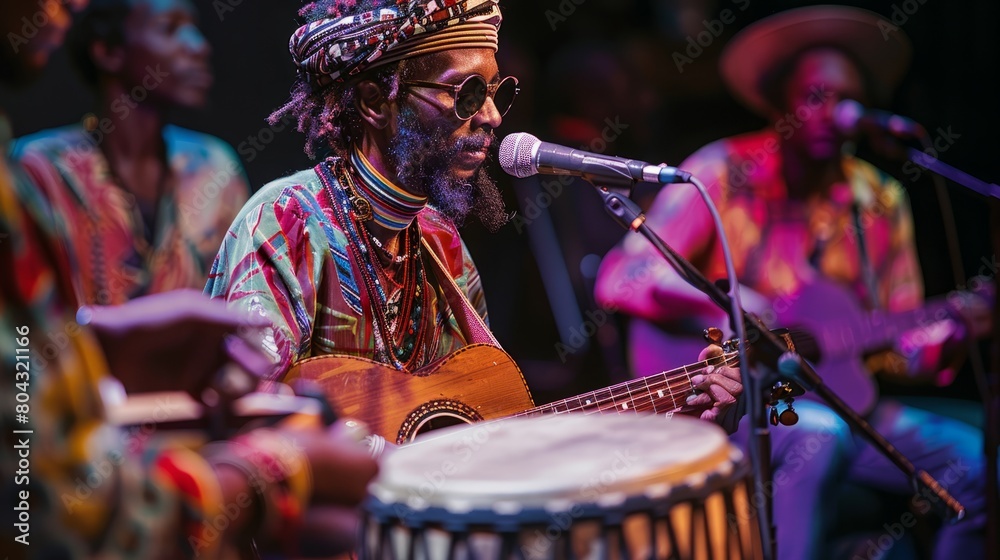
[206,0,745,432]
[1,1,377,557]
[10,0,250,306]
[595,6,992,559]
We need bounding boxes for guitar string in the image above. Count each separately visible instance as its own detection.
[531,354,738,415]
[572,354,740,414]
[449,352,738,419]
[576,375,702,415]
[513,374,696,416]
[508,353,740,417]
[548,354,739,414]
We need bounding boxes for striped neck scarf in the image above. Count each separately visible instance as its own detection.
[349,147,427,231]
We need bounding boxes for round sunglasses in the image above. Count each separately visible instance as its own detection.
[402,74,519,120]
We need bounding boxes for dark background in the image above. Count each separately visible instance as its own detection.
[2,0,997,405]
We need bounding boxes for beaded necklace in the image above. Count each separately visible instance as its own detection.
[317,156,433,370]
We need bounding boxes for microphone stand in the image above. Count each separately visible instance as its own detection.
[591,183,967,560]
[905,148,1000,560]
[907,149,1000,200]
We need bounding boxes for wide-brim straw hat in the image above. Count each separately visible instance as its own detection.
[720,4,912,115]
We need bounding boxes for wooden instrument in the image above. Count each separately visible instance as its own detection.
[630,277,993,413]
[361,414,762,560]
[283,343,739,444]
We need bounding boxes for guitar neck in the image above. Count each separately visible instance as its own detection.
[864,299,956,353]
[513,352,739,418]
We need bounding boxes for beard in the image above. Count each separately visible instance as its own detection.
[388,106,509,232]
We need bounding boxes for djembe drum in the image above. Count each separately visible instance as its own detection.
[360,413,762,559]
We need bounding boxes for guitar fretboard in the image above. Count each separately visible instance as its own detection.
[822,299,960,359]
[512,352,740,417]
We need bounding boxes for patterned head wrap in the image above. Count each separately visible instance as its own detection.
[290,0,502,88]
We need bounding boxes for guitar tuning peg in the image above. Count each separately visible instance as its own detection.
[768,398,799,427]
[770,381,795,401]
[778,399,799,426]
[703,327,724,346]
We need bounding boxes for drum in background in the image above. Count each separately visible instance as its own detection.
[360,413,762,560]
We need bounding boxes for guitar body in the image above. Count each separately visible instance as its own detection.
[284,344,534,443]
[774,280,879,413]
[629,277,977,414]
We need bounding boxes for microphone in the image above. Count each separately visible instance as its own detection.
[833,99,926,138]
[498,132,691,187]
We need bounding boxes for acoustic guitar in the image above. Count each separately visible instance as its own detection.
[630,277,993,414]
[283,343,739,444]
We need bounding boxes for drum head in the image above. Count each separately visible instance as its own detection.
[370,414,736,514]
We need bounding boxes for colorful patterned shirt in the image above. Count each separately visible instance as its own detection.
[205,159,489,378]
[10,124,250,306]
[674,129,922,308]
[0,118,233,560]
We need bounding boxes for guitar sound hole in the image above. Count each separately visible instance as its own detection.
[418,413,472,433]
[398,400,483,443]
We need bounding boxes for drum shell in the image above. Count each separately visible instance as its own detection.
[359,414,762,560]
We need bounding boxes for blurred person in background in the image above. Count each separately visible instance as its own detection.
[596,6,993,559]
[10,0,249,307]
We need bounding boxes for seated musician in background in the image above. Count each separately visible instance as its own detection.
[596,6,992,560]
[10,0,249,306]
[206,0,744,440]
[1,1,377,557]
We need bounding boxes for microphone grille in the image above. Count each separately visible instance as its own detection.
[498,132,540,178]
[833,99,863,134]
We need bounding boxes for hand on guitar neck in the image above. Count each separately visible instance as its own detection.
[895,276,994,384]
[684,344,745,428]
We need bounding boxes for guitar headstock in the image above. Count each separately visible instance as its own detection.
[721,337,741,354]
[703,327,744,357]
[702,328,749,356]
[703,327,762,356]
[703,326,725,347]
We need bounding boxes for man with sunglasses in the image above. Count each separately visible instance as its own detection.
[206,0,516,379]
[206,0,744,440]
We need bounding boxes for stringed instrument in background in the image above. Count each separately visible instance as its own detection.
[283,343,739,444]
[630,277,993,414]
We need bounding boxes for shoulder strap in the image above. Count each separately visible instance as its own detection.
[845,160,882,311]
[420,237,500,347]
[850,201,881,310]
